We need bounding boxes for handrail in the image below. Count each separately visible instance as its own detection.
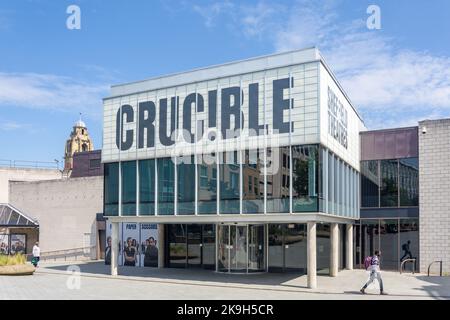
[400,258,416,274]
[427,260,443,277]
[26,246,96,261]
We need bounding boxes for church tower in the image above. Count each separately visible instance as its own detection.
[64,115,94,172]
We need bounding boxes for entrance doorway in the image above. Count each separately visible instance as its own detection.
[217,224,266,273]
[166,224,216,269]
[268,224,307,273]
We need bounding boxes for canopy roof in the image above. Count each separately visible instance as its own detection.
[0,204,38,227]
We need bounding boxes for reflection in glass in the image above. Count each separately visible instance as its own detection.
[380,160,398,207]
[177,155,195,215]
[292,145,318,212]
[168,224,187,268]
[267,147,290,213]
[361,160,379,207]
[268,224,284,271]
[157,158,175,215]
[242,149,264,213]
[198,153,217,214]
[139,159,155,215]
[202,225,216,269]
[218,225,229,272]
[121,161,136,216]
[316,224,330,274]
[219,152,240,214]
[104,163,119,216]
[187,224,201,266]
[400,218,419,271]
[248,225,265,272]
[379,219,399,270]
[399,158,419,207]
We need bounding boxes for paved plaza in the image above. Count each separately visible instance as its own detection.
[1,261,449,300]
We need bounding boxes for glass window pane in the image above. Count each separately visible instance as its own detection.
[139,159,155,215]
[317,223,330,274]
[177,155,195,215]
[157,158,175,215]
[242,149,264,214]
[104,162,119,216]
[399,158,419,207]
[267,147,290,213]
[168,224,187,267]
[292,145,318,212]
[379,219,399,270]
[361,160,379,207]
[219,152,240,214]
[198,153,217,214]
[400,218,419,271]
[121,161,137,216]
[380,160,399,207]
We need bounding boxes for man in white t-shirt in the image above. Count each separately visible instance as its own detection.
[32,242,40,267]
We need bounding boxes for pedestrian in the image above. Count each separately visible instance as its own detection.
[400,240,413,261]
[360,250,387,295]
[32,242,40,268]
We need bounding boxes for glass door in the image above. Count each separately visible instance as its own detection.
[248,225,265,272]
[187,224,202,267]
[230,225,247,272]
[218,225,229,272]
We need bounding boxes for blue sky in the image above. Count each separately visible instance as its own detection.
[1,0,450,163]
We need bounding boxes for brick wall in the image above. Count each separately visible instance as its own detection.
[419,119,450,274]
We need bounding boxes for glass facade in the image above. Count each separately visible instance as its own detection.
[157,158,175,215]
[292,145,318,212]
[361,158,419,208]
[197,153,217,214]
[139,159,155,215]
[121,161,136,216]
[103,144,359,217]
[242,149,264,214]
[177,156,195,215]
[219,151,240,214]
[104,162,119,216]
[266,147,290,213]
[354,218,419,271]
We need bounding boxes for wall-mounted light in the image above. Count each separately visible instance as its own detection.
[422,126,427,134]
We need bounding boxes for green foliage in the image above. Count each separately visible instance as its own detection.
[0,254,27,266]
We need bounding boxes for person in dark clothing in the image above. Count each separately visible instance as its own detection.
[144,237,158,267]
[400,240,413,261]
[105,236,112,265]
[123,237,136,266]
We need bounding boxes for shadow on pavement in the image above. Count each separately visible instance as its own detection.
[42,261,310,288]
[414,276,450,300]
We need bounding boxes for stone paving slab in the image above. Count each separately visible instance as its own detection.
[0,261,449,300]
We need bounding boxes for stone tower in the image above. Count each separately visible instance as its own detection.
[64,116,94,172]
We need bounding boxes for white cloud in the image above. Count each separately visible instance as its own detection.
[0,72,108,118]
[192,1,235,28]
[0,120,27,131]
[192,0,450,128]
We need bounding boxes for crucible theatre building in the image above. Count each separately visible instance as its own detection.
[102,47,366,288]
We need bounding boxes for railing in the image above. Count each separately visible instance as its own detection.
[427,260,443,277]
[400,258,416,274]
[27,246,96,262]
[0,159,59,170]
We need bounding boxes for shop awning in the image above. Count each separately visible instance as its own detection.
[0,204,39,227]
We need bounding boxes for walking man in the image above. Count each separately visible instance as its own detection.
[32,242,40,268]
[360,250,387,295]
[400,240,413,261]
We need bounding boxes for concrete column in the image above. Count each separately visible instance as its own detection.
[330,223,339,277]
[111,222,119,276]
[158,224,165,268]
[307,222,317,289]
[346,224,353,270]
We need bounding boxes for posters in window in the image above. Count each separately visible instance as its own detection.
[0,234,9,255]
[122,222,139,267]
[105,221,124,266]
[10,234,26,254]
[139,223,158,267]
